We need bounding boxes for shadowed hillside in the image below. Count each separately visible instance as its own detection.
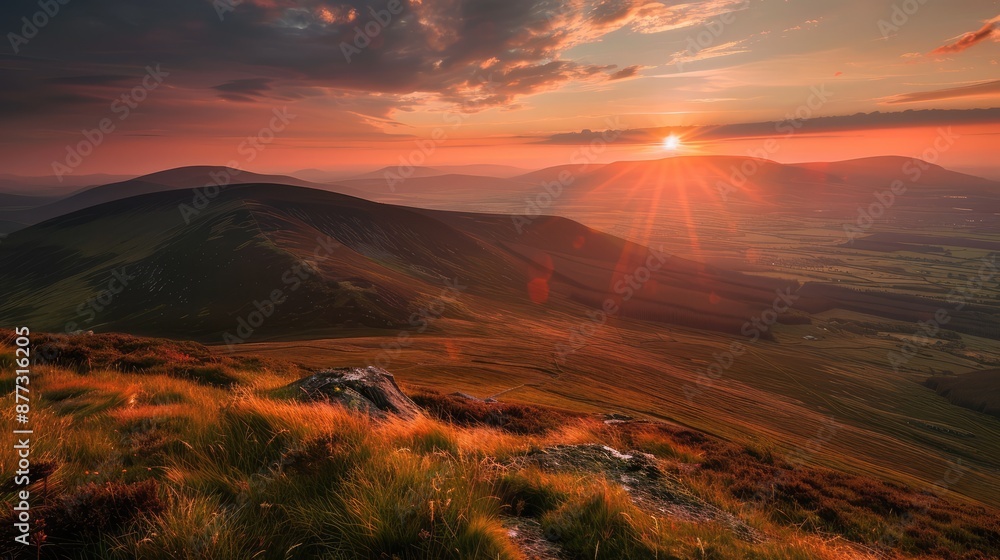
[0,183,802,340]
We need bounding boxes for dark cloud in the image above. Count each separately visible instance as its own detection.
[0,0,735,113]
[0,70,110,118]
[212,78,274,102]
[930,16,999,55]
[540,108,1000,144]
[47,74,134,86]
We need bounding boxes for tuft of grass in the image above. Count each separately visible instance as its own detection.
[400,420,460,455]
[541,484,660,560]
[113,494,259,560]
[497,468,567,518]
[296,450,519,559]
[149,390,187,405]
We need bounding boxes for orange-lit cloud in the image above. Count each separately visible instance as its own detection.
[930,15,1000,55]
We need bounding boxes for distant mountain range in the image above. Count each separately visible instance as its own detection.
[337,155,1000,220]
[1,163,996,341]
[337,163,531,182]
[4,156,996,235]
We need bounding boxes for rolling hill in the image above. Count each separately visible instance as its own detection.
[344,164,530,181]
[0,183,802,340]
[0,166,370,232]
[0,172,133,195]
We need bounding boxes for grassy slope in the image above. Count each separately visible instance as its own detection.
[233,295,1000,510]
[2,332,998,559]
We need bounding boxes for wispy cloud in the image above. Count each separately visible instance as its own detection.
[668,38,754,66]
[212,78,275,102]
[882,79,1000,104]
[782,18,821,33]
[608,65,643,80]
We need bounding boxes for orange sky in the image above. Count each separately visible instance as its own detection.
[2,0,999,178]
[9,123,997,181]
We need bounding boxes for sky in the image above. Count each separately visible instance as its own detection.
[2,0,999,178]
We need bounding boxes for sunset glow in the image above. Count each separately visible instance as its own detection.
[2,3,1000,557]
[0,1,997,178]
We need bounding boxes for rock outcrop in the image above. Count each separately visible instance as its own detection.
[287,366,422,419]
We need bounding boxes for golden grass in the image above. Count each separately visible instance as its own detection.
[1,334,997,560]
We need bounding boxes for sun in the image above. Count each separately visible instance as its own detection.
[662,134,681,151]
